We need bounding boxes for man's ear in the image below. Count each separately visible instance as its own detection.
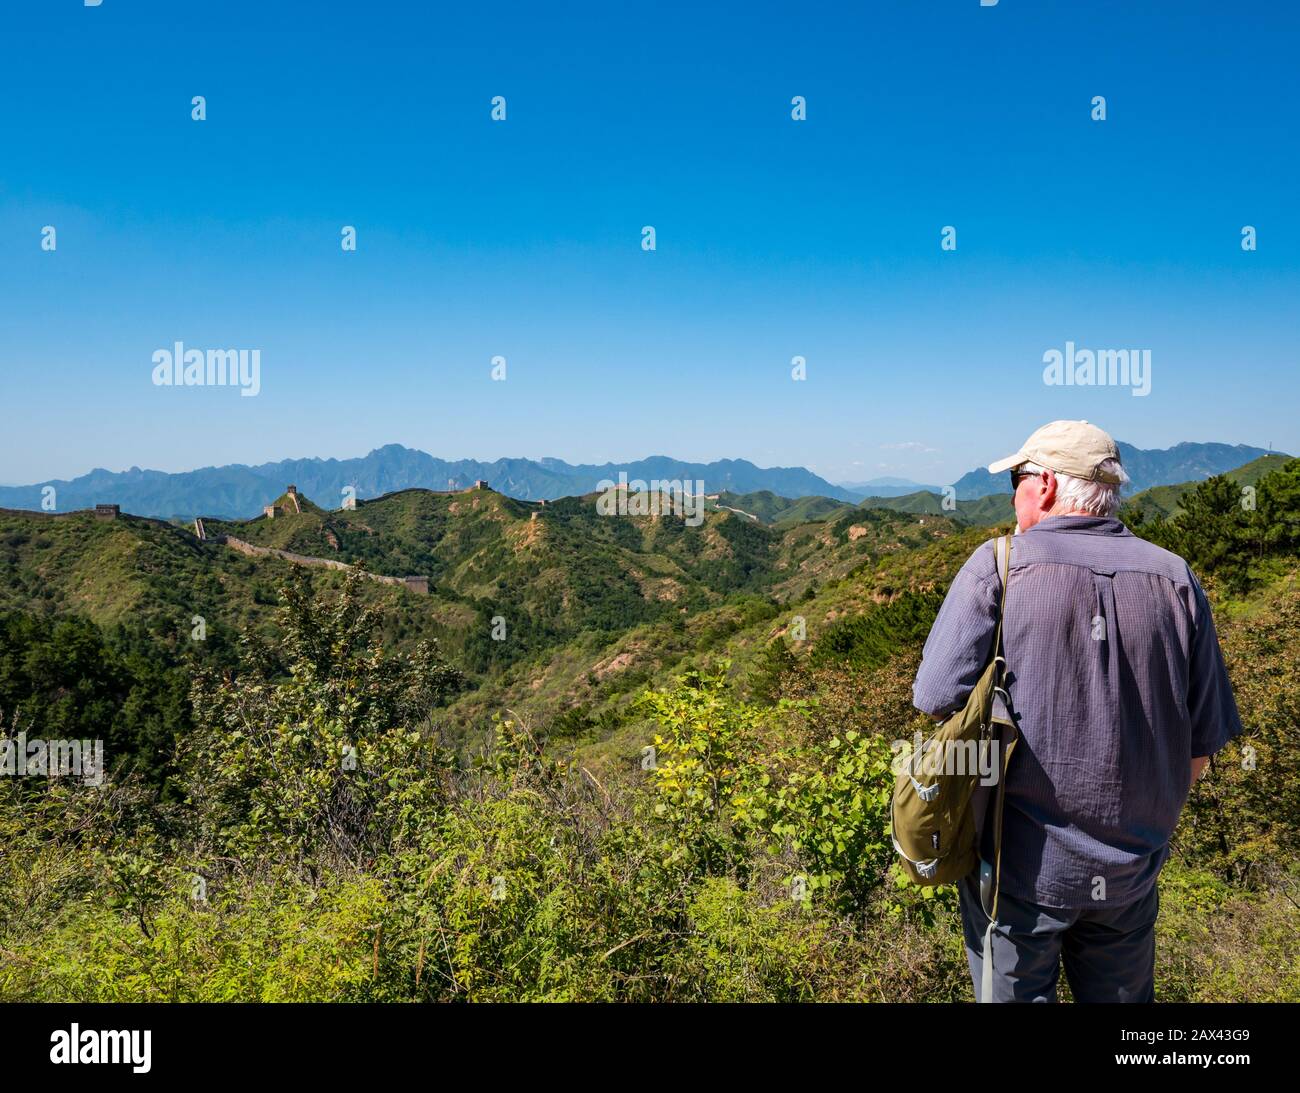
[1040,470,1058,509]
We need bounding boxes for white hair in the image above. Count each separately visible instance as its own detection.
[1019,458,1129,518]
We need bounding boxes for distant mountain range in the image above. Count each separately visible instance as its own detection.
[950,441,1278,499]
[0,441,1280,520]
[834,477,945,498]
[0,446,860,519]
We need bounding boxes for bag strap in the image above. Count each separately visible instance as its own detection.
[991,534,1012,673]
[979,535,1015,943]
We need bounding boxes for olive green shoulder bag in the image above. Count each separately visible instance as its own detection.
[890,535,1018,899]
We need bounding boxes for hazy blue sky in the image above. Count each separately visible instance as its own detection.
[2,0,1296,487]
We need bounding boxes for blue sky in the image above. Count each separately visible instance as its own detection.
[1,0,1297,487]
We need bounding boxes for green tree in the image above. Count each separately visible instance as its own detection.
[179,565,465,868]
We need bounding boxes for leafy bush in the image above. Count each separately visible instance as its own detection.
[179,566,464,867]
[811,590,943,670]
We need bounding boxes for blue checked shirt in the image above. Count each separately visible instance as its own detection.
[912,515,1243,909]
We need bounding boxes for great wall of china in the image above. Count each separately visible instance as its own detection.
[2,482,531,597]
[189,489,431,594]
[2,489,432,597]
[215,534,429,594]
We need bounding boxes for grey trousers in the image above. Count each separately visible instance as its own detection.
[957,870,1159,1003]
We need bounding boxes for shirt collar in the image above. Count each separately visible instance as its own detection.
[1023,514,1131,537]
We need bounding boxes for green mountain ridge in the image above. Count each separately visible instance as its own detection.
[6,456,1299,753]
[1,483,967,742]
[1120,454,1293,521]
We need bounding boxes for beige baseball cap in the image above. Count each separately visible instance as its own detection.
[988,420,1123,484]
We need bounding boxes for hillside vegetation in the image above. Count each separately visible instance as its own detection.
[1121,453,1294,521]
[852,490,1014,525]
[1,462,1297,1001]
[1,487,963,746]
[707,490,850,526]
